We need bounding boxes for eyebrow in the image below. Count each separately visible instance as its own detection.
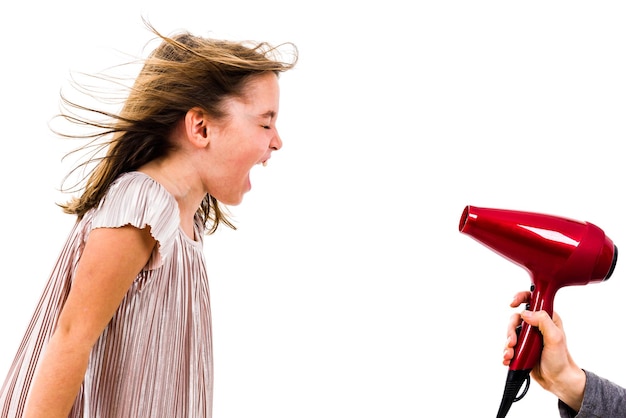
[259,110,276,119]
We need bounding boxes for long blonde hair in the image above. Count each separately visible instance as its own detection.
[56,21,298,234]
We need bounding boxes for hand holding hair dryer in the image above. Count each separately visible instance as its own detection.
[458,205,618,418]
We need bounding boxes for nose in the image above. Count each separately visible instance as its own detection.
[271,130,283,151]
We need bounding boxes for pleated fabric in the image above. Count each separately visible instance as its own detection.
[0,171,213,418]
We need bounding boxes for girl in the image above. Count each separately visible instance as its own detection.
[0,22,297,418]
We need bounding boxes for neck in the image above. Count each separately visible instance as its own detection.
[138,157,205,237]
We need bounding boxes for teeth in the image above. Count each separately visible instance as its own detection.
[262,161,268,167]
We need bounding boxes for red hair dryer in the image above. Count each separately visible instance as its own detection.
[458,205,618,418]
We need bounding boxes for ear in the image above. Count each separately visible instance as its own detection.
[184,107,210,148]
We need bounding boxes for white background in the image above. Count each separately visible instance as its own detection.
[1,1,626,417]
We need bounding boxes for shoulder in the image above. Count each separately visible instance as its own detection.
[107,171,173,201]
[86,171,182,269]
[98,171,178,216]
[90,171,180,243]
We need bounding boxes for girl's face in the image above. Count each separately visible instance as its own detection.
[202,72,283,205]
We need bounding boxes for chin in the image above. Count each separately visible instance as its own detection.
[228,199,244,206]
[221,194,245,206]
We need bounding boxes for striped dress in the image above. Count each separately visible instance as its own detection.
[0,171,213,417]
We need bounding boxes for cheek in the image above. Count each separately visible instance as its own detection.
[238,138,268,163]
[227,146,262,173]
[216,128,268,171]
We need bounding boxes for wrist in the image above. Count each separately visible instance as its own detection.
[552,367,586,412]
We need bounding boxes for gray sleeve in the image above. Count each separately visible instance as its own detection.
[558,370,626,418]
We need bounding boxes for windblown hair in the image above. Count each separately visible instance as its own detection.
[56,21,298,234]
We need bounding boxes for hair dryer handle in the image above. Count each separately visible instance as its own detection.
[510,287,554,371]
[509,320,543,371]
[495,295,549,418]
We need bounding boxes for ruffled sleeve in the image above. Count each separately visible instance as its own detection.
[89,171,180,270]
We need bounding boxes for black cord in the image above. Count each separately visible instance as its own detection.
[513,374,531,402]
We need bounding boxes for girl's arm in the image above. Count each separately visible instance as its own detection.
[24,225,156,418]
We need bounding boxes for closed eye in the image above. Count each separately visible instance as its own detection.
[260,112,275,130]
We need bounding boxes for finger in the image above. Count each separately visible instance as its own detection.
[507,312,522,343]
[503,344,515,366]
[510,291,531,308]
